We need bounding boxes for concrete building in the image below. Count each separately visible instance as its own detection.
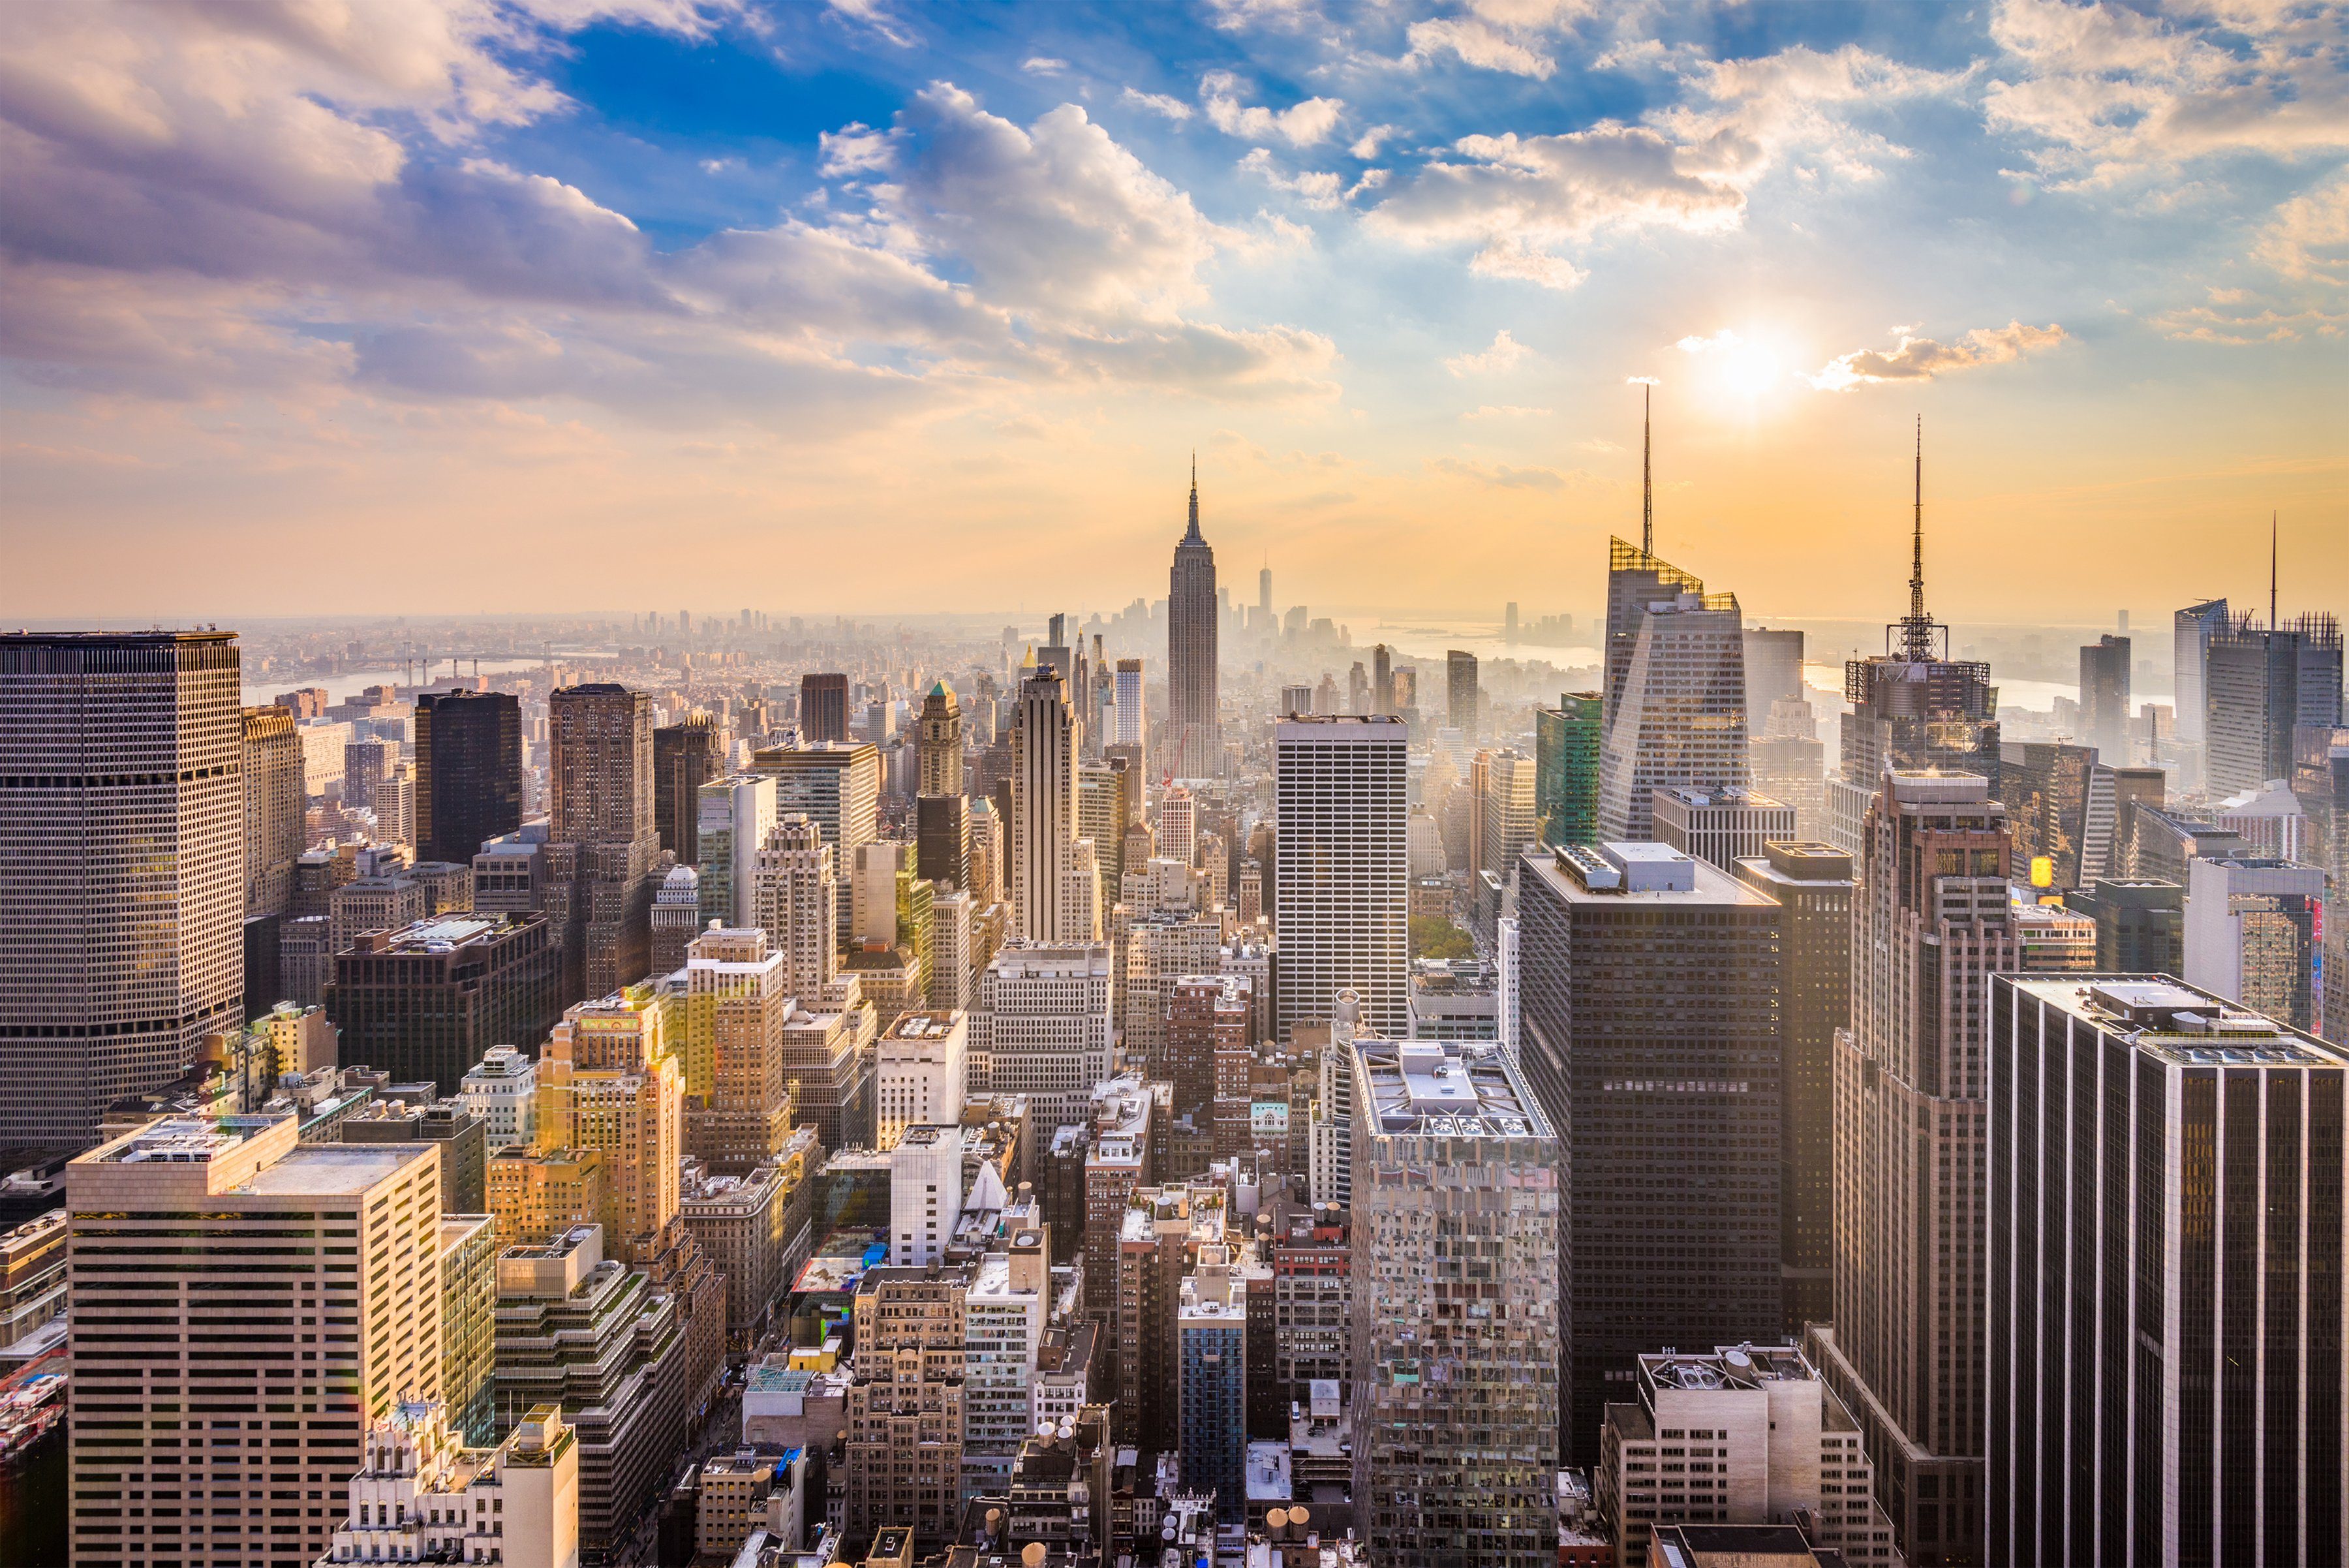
[1516,841,1785,1464]
[776,994,876,1156]
[317,1398,579,1568]
[1274,716,1408,1042]
[1596,1344,1903,1567]
[682,925,797,1173]
[2184,854,2328,1035]
[679,1128,818,1346]
[649,863,701,977]
[695,773,779,930]
[1169,466,1221,778]
[1731,842,1852,1335]
[1011,656,1086,942]
[748,741,882,944]
[844,1265,969,1554]
[1985,977,2349,1567]
[2061,879,2186,974]
[752,814,839,1000]
[652,715,722,863]
[1651,786,1796,875]
[492,1225,691,1561]
[329,914,562,1096]
[547,683,660,1000]
[460,1043,538,1152]
[414,690,524,870]
[340,1096,489,1213]
[535,987,682,1265]
[1178,1248,1252,1524]
[244,703,308,921]
[1349,1038,1560,1567]
[66,1115,444,1568]
[970,943,1113,1135]
[1,630,245,1151]
[876,1011,968,1150]
[963,1225,1052,1498]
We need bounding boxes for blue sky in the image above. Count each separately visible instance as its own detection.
[1,0,2342,621]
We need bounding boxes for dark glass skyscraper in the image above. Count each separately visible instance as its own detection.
[2078,633,2132,761]
[414,689,521,867]
[1534,692,1601,848]
[652,715,720,862]
[1168,460,1220,778]
[800,671,850,743]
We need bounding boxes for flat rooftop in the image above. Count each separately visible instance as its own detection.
[2008,976,2344,1068]
[1526,844,1774,906]
[1356,1038,1552,1141]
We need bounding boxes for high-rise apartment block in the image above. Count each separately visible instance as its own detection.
[1733,841,1852,1334]
[1598,540,1749,842]
[1274,716,1407,1042]
[1535,692,1603,848]
[548,683,659,1000]
[1596,1344,1903,1566]
[67,1114,445,1568]
[1349,1037,1560,1567]
[1516,840,1784,1462]
[1985,977,2349,1567]
[1,630,245,1151]
[414,690,523,868]
[1169,466,1221,778]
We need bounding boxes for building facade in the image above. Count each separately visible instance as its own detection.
[1274,716,1408,1042]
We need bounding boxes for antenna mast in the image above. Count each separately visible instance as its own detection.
[2271,511,2279,627]
[1642,383,1653,555]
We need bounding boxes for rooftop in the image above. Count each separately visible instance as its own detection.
[2012,976,2344,1068]
[1355,1038,1552,1141]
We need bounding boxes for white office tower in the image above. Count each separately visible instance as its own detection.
[752,814,838,997]
[1595,1345,1903,1567]
[1011,655,1082,942]
[460,1043,540,1151]
[1349,1037,1561,1567]
[929,888,975,1011]
[67,1115,445,1568]
[875,1010,969,1150]
[1986,977,2349,1568]
[887,1123,966,1265]
[1061,836,1103,942]
[963,1224,1051,1499]
[1497,915,1521,1056]
[1,630,245,1151]
[2183,854,2329,1035]
[1113,658,1146,748]
[322,1400,581,1568]
[696,772,778,928]
[1274,716,1409,1042]
[1158,784,1198,865]
[1597,577,1750,842]
[969,942,1113,1132]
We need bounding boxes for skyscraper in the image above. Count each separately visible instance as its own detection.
[2184,854,2327,1035]
[2078,633,2132,761]
[535,986,683,1264]
[1830,435,1999,853]
[1534,692,1603,848]
[1274,715,1409,1041]
[652,715,720,862]
[1169,459,1220,778]
[549,683,660,1000]
[2173,596,2229,757]
[242,703,306,920]
[1742,626,1804,717]
[330,914,562,1094]
[681,925,795,1173]
[414,690,523,867]
[67,1114,446,1568]
[2204,609,2344,797]
[1732,841,1853,1333]
[748,739,880,944]
[751,814,838,998]
[1112,657,1144,748]
[1,630,244,1151]
[1349,1036,1561,1566]
[799,671,849,743]
[1814,770,2019,1567]
[917,680,962,796]
[1446,649,1481,739]
[1516,840,1785,1462]
[2001,739,2095,891]
[1985,976,2349,1567]
[694,771,777,929]
[1011,654,1082,942]
[1596,540,1749,842]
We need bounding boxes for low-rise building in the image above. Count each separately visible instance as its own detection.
[461,1043,539,1151]
[316,1399,579,1568]
[679,1127,820,1346]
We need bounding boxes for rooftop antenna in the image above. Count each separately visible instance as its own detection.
[2271,510,2279,628]
[1893,417,1944,663]
[1641,383,1653,556]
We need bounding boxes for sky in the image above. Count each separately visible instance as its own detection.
[1,0,2343,625]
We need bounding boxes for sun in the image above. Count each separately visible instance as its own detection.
[1674,327,1801,416]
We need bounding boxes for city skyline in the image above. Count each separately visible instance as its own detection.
[3,1,2343,620]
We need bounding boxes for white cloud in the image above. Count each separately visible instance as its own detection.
[1238,148,1343,209]
[1399,0,1598,80]
[1350,124,1404,159]
[818,123,897,177]
[2254,174,2349,286]
[1022,57,1068,75]
[1675,329,1743,354]
[1445,328,1530,376]
[1809,320,2067,390]
[1983,0,2349,186]
[1121,87,1194,122]
[1201,71,1344,147]
[823,0,914,48]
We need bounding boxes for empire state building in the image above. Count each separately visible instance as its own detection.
[1169,458,1220,778]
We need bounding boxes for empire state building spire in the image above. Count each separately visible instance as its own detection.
[1186,448,1201,541]
[1169,453,1219,777]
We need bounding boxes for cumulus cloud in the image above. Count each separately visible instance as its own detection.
[2254,174,2349,286]
[1350,124,1404,159]
[1238,149,1343,209]
[818,123,897,177]
[1984,0,2349,186]
[1201,71,1344,147]
[1121,87,1195,122]
[1809,320,2067,390]
[1445,328,1530,375]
